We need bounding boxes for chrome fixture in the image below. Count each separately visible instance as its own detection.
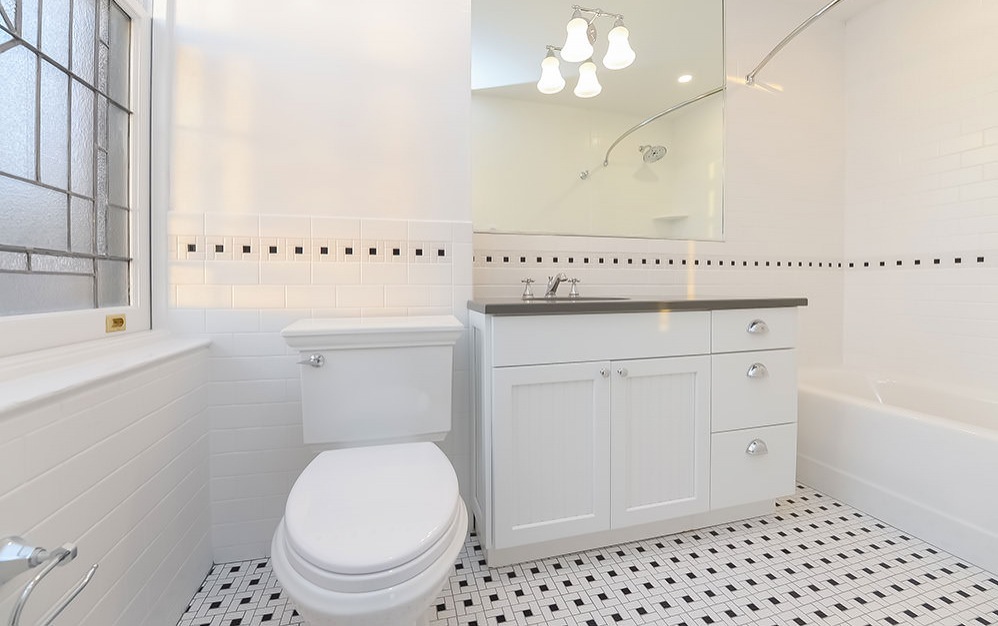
[296,354,325,368]
[746,0,849,86]
[568,278,581,298]
[536,5,635,97]
[520,278,536,300]
[747,319,770,335]
[639,145,667,163]
[746,363,769,379]
[1,537,98,626]
[601,86,724,167]
[0,538,47,585]
[545,273,569,298]
[746,439,769,456]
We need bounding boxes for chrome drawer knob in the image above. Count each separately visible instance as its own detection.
[599,368,610,378]
[746,363,769,378]
[746,319,769,335]
[746,439,769,456]
[617,367,629,377]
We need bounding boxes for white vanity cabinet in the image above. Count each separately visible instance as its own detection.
[469,304,801,566]
[709,308,799,511]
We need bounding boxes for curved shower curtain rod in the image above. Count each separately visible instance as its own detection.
[601,85,725,167]
[745,0,848,86]
[598,0,848,170]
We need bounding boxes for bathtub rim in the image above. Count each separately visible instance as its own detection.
[798,366,998,441]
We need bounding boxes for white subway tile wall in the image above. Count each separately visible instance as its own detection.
[843,0,998,389]
[167,214,473,563]
[0,349,211,626]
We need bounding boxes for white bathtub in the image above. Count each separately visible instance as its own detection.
[798,368,998,573]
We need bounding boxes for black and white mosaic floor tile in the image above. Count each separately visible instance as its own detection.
[178,486,998,626]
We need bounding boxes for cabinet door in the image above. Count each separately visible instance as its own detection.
[610,356,710,528]
[492,362,611,548]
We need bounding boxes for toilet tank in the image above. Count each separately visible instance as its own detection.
[282,316,463,446]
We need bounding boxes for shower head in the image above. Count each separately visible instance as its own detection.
[639,145,667,163]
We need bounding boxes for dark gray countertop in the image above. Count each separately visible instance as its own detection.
[468,296,808,316]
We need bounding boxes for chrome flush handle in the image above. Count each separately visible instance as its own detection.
[297,354,325,368]
[746,319,769,335]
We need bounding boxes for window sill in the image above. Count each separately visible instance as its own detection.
[0,331,211,417]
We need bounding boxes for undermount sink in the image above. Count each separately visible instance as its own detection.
[524,297,631,302]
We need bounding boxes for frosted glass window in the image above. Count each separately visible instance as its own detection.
[97,259,128,307]
[107,2,128,106]
[0,44,36,179]
[33,254,92,273]
[0,175,69,250]
[40,0,70,67]
[0,251,28,272]
[70,196,94,253]
[108,102,128,207]
[71,79,95,195]
[72,0,96,83]
[20,0,40,49]
[39,60,70,188]
[0,0,133,316]
[1,0,40,48]
[0,273,94,315]
[0,1,15,29]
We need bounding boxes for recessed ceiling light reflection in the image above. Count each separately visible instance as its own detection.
[678,74,693,83]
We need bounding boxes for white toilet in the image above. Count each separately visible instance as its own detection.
[271,316,468,626]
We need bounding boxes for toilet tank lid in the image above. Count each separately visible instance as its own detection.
[282,315,463,350]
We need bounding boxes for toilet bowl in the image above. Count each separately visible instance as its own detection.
[270,442,467,626]
[274,316,467,624]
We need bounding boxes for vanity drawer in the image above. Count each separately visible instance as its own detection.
[711,308,797,353]
[492,312,710,367]
[711,349,797,432]
[710,423,797,510]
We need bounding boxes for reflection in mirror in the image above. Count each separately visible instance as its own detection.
[472,0,725,241]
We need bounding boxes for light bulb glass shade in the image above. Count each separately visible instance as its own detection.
[603,21,635,70]
[574,59,602,98]
[536,52,566,94]
[561,14,594,63]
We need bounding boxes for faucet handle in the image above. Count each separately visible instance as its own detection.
[568,278,581,298]
[521,278,535,300]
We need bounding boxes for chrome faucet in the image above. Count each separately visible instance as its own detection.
[545,273,568,298]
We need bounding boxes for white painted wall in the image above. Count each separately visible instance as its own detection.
[842,0,998,389]
[169,0,470,221]
[0,345,210,626]
[164,0,473,562]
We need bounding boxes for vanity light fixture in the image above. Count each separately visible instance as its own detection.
[536,5,635,97]
[561,8,595,62]
[602,17,636,70]
[537,47,567,94]
[574,58,603,98]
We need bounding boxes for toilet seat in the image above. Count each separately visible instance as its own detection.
[282,442,462,593]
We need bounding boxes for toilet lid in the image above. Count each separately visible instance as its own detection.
[284,442,460,576]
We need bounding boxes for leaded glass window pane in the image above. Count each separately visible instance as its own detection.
[0,0,132,316]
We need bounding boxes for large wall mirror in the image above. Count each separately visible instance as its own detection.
[472,0,725,240]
